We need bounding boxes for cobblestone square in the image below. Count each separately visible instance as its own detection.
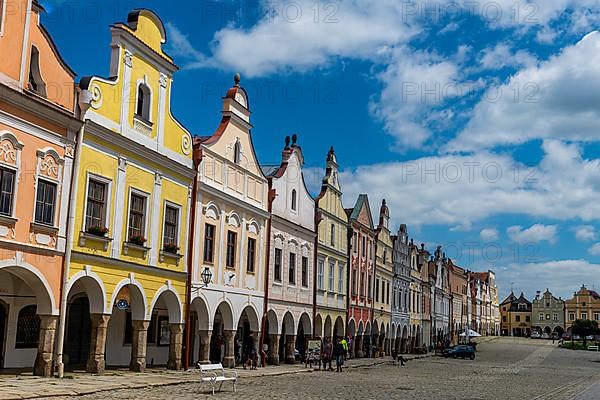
[44,338,600,400]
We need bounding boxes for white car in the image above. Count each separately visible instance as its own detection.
[530,332,541,339]
[541,333,550,339]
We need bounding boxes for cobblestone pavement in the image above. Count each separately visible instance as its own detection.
[17,338,600,400]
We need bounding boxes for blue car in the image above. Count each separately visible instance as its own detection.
[445,345,476,360]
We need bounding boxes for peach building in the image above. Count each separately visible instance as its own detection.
[0,0,81,376]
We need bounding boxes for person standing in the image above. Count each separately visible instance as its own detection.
[335,339,345,372]
[341,337,349,361]
[323,338,333,371]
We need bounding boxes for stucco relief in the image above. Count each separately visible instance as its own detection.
[0,140,18,165]
[38,154,59,179]
[89,83,103,109]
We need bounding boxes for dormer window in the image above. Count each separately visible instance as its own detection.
[136,84,151,122]
[291,189,297,211]
[28,46,46,96]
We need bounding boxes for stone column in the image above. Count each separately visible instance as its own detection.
[395,337,401,354]
[285,335,296,364]
[167,323,184,370]
[198,330,212,365]
[87,314,110,374]
[130,320,149,372]
[355,335,364,358]
[384,338,390,356]
[269,334,280,365]
[222,330,235,368]
[33,316,58,377]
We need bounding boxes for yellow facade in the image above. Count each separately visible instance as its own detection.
[374,200,394,355]
[315,148,348,339]
[63,9,195,371]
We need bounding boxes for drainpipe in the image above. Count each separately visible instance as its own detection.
[55,89,92,378]
[183,147,201,371]
[371,236,378,357]
[259,183,275,367]
[345,226,352,337]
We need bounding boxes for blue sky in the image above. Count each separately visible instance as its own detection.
[41,0,600,301]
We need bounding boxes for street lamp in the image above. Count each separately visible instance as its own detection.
[193,267,213,293]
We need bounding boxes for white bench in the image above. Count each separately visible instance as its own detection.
[588,345,599,351]
[199,363,237,395]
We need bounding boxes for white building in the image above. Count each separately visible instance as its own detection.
[262,135,315,364]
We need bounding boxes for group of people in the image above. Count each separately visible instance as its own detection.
[307,337,349,372]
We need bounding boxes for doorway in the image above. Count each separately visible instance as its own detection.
[65,297,91,368]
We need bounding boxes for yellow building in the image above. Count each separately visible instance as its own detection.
[374,200,394,356]
[57,9,195,374]
[315,148,348,343]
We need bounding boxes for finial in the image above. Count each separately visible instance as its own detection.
[382,199,387,206]
[292,133,298,145]
[284,136,291,149]
[329,146,334,153]
[234,73,241,87]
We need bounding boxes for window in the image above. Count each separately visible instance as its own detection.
[247,238,256,273]
[203,224,215,263]
[539,313,544,321]
[353,233,358,253]
[163,205,179,249]
[502,316,507,322]
[291,189,297,211]
[233,141,241,164]
[387,282,390,305]
[274,249,283,282]
[360,271,365,296]
[516,315,521,322]
[136,84,151,121]
[518,303,526,310]
[124,311,132,344]
[352,269,357,295]
[35,180,56,226]
[0,167,15,216]
[86,179,107,229]
[328,261,335,291]
[16,305,39,349]
[367,275,372,299]
[569,313,575,321]
[338,264,344,293]
[375,279,380,302]
[525,316,530,322]
[301,257,308,287]
[317,259,324,290]
[226,231,237,269]
[383,249,387,264]
[128,193,146,241]
[289,253,296,285]
[362,237,366,257]
[553,313,559,321]
[330,224,335,246]
[581,312,588,320]
[594,313,600,321]
[28,46,46,96]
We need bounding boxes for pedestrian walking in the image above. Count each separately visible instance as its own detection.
[334,339,345,372]
[323,338,333,371]
[341,337,349,361]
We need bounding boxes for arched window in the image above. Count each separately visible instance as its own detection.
[16,305,40,349]
[136,84,151,122]
[28,46,46,96]
[330,223,335,246]
[291,189,297,211]
[233,141,241,164]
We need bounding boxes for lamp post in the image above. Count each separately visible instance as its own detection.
[194,267,214,291]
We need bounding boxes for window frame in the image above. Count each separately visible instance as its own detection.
[226,230,237,269]
[328,260,335,292]
[126,189,149,243]
[0,0,6,37]
[338,264,344,294]
[288,252,296,285]
[274,248,283,283]
[330,223,335,246]
[317,259,324,290]
[135,82,152,123]
[162,201,181,250]
[203,223,216,264]
[291,189,297,211]
[247,237,256,273]
[301,256,309,288]
[34,178,57,226]
[15,305,40,349]
[0,166,16,217]
[83,174,112,232]
[28,46,47,96]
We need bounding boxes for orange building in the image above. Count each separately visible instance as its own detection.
[0,0,81,376]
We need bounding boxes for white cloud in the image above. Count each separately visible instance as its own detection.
[498,259,600,300]
[507,224,558,244]
[588,243,600,256]
[340,140,600,229]
[573,225,597,242]
[480,228,500,241]
[478,44,536,70]
[448,32,600,151]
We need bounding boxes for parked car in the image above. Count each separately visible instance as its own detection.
[541,333,550,340]
[444,345,476,360]
[585,335,595,341]
[562,333,571,341]
[573,335,582,340]
[531,331,541,339]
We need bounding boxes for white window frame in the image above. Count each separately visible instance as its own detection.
[328,260,335,292]
[162,200,181,248]
[126,188,150,243]
[0,164,18,218]
[569,313,575,321]
[82,173,113,232]
[135,79,153,123]
[33,178,59,227]
[581,312,588,320]
[0,0,7,38]
[338,263,344,294]
[317,259,324,291]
